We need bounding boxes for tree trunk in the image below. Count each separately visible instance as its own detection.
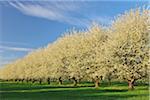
[47,78,50,84]
[14,79,17,82]
[29,79,32,82]
[128,79,135,90]
[108,78,111,86]
[32,79,35,83]
[39,79,42,84]
[95,79,99,88]
[21,79,24,83]
[26,79,29,83]
[58,77,62,85]
[100,76,103,81]
[32,80,34,83]
[95,76,100,88]
[18,79,21,82]
[72,77,77,86]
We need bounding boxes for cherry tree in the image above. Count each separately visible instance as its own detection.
[109,8,149,90]
[80,24,111,88]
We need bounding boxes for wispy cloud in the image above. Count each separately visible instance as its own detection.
[8,1,112,27]
[0,45,34,52]
[0,59,17,67]
[0,41,35,67]
[0,61,11,67]
[9,1,88,26]
[0,50,4,53]
[0,54,20,67]
[0,41,31,46]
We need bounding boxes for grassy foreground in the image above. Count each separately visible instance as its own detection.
[0,81,149,100]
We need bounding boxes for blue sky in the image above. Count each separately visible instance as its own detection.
[0,0,149,67]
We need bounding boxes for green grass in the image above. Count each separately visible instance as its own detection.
[0,81,149,100]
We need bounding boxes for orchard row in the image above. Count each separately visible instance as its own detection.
[0,8,149,90]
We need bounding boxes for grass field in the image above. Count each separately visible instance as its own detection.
[0,81,149,100]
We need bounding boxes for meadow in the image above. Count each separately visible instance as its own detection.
[0,81,149,100]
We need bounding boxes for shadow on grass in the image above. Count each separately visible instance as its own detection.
[0,81,148,91]
[0,88,147,100]
[0,85,95,91]
[0,81,148,100]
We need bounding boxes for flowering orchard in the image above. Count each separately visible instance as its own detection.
[0,8,149,90]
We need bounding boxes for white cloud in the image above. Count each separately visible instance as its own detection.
[91,16,113,26]
[0,45,33,67]
[0,41,31,46]
[8,1,111,27]
[0,45,34,52]
[0,49,4,53]
[0,42,34,67]
[0,61,11,67]
[9,1,88,26]
[0,54,19,67]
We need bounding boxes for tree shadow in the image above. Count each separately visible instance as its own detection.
[0,88,147,100]
[0,81,148,100]
[0,83,148,100]
[0,85,95,91]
